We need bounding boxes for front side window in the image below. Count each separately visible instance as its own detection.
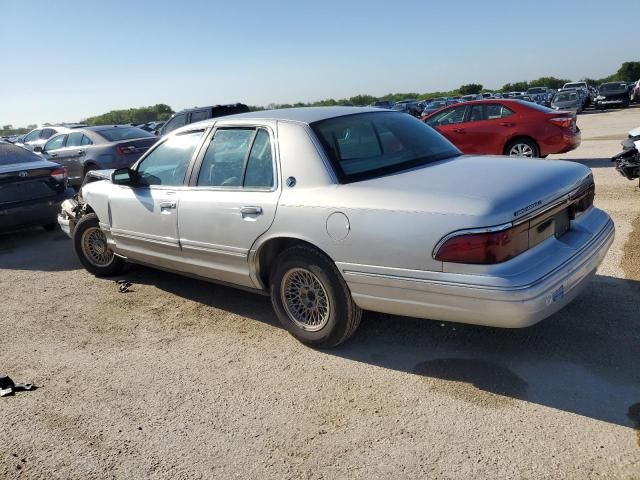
[66,132,84,147]
[190,110,210,123]
[24,130,41,142]
[44,134,67,151]
[426,106,467,127]
[136,131,203,186]
[41,129,56,139]
[162,114,186,135]
[313,112,460,183]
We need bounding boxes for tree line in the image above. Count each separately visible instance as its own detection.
[3,61,639,134]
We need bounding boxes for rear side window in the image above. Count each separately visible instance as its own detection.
[136,131,203,186]
[81,134,93,145]
[486,104,514,119]
[97,127,153,142]
[41,128,56,139]
[197,128,274,188]
[45,134,67,151]
[469,105,486,122]
[66,132,84,147]
[23,130,41,142]
[0,144,42,165]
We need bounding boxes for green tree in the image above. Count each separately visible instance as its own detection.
[611,61,640,81]
[528,76,570,90]
[501,81,529,92]
[348,94,377,106]
[459,83,483,95]
[82,104,175,125]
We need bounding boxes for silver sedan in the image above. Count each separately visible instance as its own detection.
[59,107,614,347]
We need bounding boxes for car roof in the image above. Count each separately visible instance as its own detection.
[184,106,383,127]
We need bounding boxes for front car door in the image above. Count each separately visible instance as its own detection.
[178,125,280,288]
[108,129,205,269]
[41,133,68,163]
[425,105,469,151]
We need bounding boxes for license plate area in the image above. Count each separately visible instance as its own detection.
[528,207,571,248]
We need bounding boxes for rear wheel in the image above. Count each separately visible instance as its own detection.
[505,138,540,158]
[269,245,362,348]
[73,213,125,277]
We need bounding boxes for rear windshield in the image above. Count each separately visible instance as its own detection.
[97,127,154,142]
[311,111,461,183]
[565,83,585,89]
[599,83,627,92]
[527,88,546,94]
[554,93,577,102]
[0,144,41,165]
[518,101,556,113]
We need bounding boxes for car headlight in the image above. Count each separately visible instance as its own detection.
[596,95,605,100]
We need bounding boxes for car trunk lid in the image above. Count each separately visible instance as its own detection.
[0,160,65,205]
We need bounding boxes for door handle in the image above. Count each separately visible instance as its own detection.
[452,128,465,133]
[159,201,177,209]
[77,150,86,155]
[500,122,514,127]
[240,206,263,215]
[49,153,57,158]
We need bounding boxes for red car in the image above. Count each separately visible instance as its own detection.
[421,99,581,158]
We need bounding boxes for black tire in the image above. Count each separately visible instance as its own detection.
[504,138,540,158]
[73,213,125,277]
[82,164,97,185]
[43,222,59,231]
[269,245,362,348]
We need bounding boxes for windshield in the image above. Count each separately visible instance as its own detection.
[97,127,155,142]
[427,101,446,108]
[599,83,627,93]
[527,88,546,94]
[554,93,577,102]
[311,112,461,183]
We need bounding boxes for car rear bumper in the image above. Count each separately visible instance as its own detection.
[0,188,74,231]
[338,212,614,328]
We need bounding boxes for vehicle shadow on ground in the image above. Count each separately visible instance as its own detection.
[127,263,640,430]
[562,157,612,169]
[332,274,640,429]
[0,227,80,271]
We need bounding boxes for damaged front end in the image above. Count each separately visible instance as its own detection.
[57,170,111,237]
[611,142,640,184]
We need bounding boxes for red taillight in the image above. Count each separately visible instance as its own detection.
[50,167,67,182]
[434,224,529,264]
[548,116,574,129]
[116,145,136,155]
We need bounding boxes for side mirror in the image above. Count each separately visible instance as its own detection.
[112,168,135,186]
[33,146,43,153]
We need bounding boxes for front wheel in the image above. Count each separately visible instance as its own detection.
[269,245,362,348]
[505,138,540,158]
[73,213,125,277]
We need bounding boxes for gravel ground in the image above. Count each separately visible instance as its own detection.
[1,107,640,480]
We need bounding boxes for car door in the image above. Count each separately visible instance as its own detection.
[41,133,68,162]
[107,129,205,269]
[460,103,515,155]
[54,131,85,182]
[426,105,469,151]
[178,126,280,288]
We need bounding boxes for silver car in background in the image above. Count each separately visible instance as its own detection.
[18,126,71,151]
[551,91,583,113]
[59,107,614,347]
[37,126,157,187]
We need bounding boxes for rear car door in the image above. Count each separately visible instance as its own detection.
[426,105,469,151]
[461,103,516,155]
[178,126,279,287]
[54,131,85,182]
[107,130,204,269]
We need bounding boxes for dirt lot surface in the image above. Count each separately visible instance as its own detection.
[2,107,640,479]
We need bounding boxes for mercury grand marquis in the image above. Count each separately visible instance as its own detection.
[59,107,614,347]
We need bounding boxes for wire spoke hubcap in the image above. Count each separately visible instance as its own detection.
[81,226,114,267]
[281,268,330,332]
[509,143,533,157]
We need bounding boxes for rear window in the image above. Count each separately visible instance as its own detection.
[97,127,154,142]
[0,144,41,165]
[599,83,627,92]
[312,112,461,183]
[518,101,556,113]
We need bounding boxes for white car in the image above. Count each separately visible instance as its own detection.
[59,107,614,347]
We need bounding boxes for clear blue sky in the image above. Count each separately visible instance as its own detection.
[0,0,635,126]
